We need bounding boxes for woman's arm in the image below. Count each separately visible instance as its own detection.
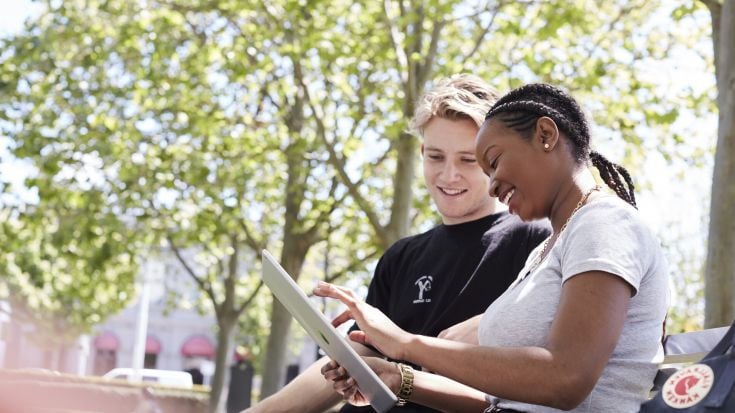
[322,357,489,413]
[403,271,633,410]
[315,271,633,410]
[411,369,490,412]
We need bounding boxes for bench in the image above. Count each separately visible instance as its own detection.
[652,326,730,391]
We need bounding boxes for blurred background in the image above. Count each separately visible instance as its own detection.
[0,0,731,412]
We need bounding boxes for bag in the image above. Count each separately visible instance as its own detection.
[638,319,735,412]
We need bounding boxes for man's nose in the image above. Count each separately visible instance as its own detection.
[441,161,460,180]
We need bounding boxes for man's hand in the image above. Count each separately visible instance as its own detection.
[437,314,482,344]
[321,357,402,407]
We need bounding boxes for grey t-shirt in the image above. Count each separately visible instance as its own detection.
[478,196,669,413]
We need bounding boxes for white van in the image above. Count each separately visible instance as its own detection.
[103,368,193,388]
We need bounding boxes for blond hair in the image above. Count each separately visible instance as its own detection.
[409,74,500,136]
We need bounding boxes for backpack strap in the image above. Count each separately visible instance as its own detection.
[703,320,735,408]
[704,320,735,359]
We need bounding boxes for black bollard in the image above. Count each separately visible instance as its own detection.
[226,360,253,413]
[284,363,299,385]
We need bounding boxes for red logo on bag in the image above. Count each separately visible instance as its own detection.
[662,364,714,408]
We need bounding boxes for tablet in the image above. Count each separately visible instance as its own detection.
[261,249,398,412]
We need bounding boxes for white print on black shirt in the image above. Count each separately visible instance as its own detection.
[413,275,433,304]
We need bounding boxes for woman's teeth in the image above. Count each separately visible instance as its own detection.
[502,188,515,205]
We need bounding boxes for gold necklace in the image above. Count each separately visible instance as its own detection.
[524,185,601,277]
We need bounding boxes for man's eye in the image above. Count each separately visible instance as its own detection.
[490,157,499,169]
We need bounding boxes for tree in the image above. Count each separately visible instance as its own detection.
[703,0,735,327]
[0,188,138,368]
[0,1,348,409]
[0,0,717,407]
[258,0,717,393]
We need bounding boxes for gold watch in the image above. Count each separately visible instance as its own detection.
[395,363,414,407]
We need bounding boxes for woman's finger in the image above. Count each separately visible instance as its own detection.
[348,330,369,346]
[313,282,356,306]
[331,308,354,328]
[330,283,358,299]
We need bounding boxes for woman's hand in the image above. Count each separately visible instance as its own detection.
[313,281,413,360]
[321,357,402,406]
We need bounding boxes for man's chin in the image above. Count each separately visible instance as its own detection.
[437,209,479,224]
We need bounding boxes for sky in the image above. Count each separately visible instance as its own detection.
[0,1,44,36]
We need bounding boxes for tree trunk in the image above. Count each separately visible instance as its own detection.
[259,299,293,398]
[259,243,310,398]
[209,314,236,413]
[384,130,418,247]
[705,0,735,328]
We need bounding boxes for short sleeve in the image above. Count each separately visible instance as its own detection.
[560,199,654,294]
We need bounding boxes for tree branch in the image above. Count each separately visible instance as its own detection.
[166,235,218,306]
[383,0,409,82]
[234,196,265,256]
[319,248,381,285]
[583,2,640,63]
[417,18,445,88]
[302,177,340,246]
[295,71,388,243]
[235,279,265,316]
[459,2,504,67]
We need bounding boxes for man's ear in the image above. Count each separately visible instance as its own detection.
[535,117,559,152]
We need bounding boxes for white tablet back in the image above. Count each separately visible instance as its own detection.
[261,249,397,413]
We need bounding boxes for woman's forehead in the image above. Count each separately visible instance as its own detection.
[476,119,507,145]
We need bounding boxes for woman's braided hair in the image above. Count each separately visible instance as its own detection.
[484,83,637,207]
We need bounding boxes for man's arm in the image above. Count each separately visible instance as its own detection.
[242,341,380,413]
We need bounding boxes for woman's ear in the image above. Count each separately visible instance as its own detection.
[535,116,559,152]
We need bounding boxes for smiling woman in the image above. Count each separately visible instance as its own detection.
[316,83,670,413]
[476,84,637,226]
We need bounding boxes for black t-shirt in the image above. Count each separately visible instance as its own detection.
[340,212,551,413]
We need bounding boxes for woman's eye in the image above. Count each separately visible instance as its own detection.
[461,157,477,163]
[429,155,443,161]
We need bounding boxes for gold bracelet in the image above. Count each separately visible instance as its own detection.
[395,363,414,407]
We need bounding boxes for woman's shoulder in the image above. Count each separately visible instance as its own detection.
[574,195,643,224]
[568,195,656,243]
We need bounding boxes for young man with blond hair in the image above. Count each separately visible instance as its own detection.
[244,75,550,413]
